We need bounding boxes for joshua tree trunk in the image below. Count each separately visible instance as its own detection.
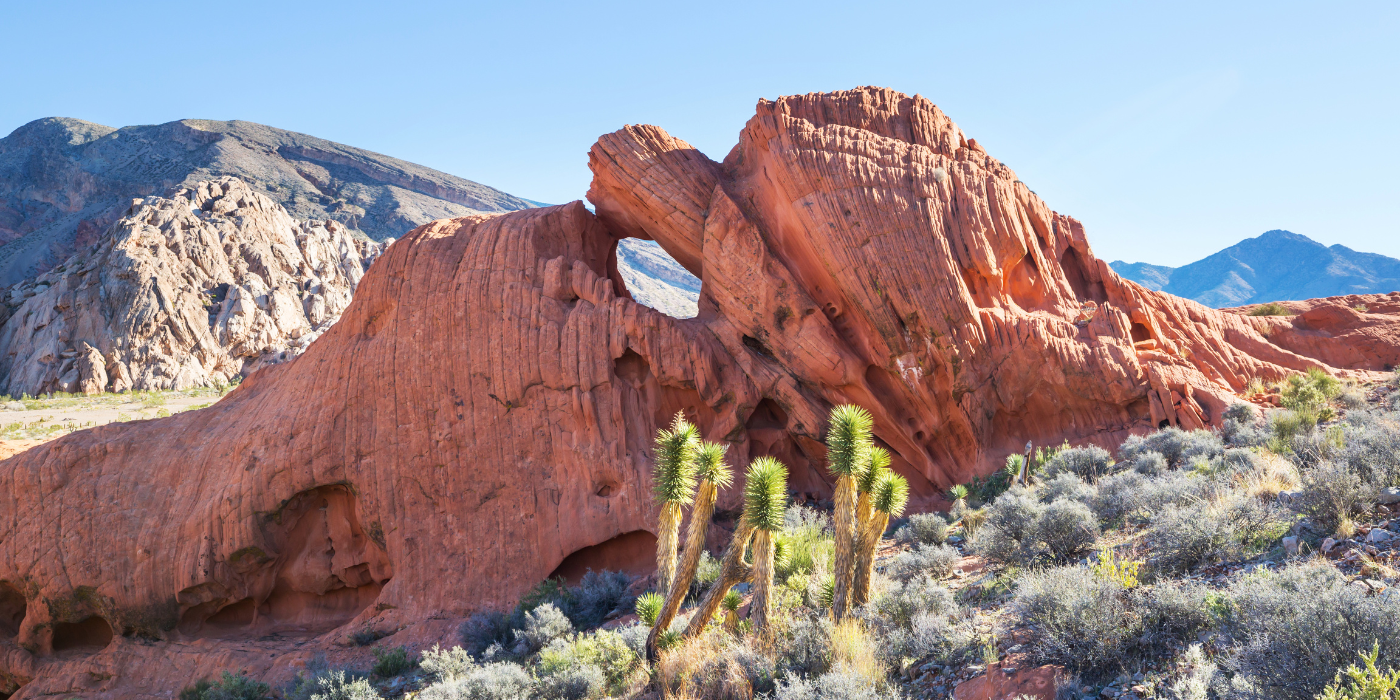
[853,511,890,607]
[856,488,873,539]
[749,529,776,631]
[831,474,858,621]
[683,520,754,638]
[646,480,717,660]
[657,501,684,596]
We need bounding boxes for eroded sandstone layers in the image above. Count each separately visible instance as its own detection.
[0,177,380,396]
[0,88,1390,695]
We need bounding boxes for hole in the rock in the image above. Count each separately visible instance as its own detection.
[1158,419,1172,429]
[0,582,25,638]
[1060,247,1108,303]
[594,479,621,498]
[745,398,788,432]
[1130,323,1152,343]
[613,349,651,387]
[179,485,393,639]
[742,334,774,359]
[614,238,700,319]
[51,615,113,653]
[549,531,658,586]
[745,399,826,497]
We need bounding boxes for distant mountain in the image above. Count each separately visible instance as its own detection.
[0,117,537,284]
[0,116,701,316]
[1110,230,1400,307]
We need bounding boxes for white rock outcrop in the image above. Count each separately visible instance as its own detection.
[0,177,381,395]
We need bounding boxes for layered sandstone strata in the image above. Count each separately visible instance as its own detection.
[0,88,1388,695]
[0,177,380,396]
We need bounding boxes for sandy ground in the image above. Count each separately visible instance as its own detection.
[0,389,229,459]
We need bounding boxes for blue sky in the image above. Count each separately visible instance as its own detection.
[2,0,1395,266]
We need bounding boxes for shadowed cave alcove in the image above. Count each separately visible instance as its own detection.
[746,398,828,500]
[0,582,25,639]
[176,485,392,639]
[50,615,112,653]
[548,531,658,586]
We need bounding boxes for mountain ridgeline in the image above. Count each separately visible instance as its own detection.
[0,116,699,317]
[1111,230,1400,307]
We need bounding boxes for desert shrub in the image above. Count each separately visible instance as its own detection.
[557,570,634,629]
[459,610,514,655]
[1282,368,1342,414]
[1269,409,1317,448]
[417,661,535,700]
[895,513,949,546]
[182,673,271,700]
[1296,461,1377,534]
[1095,470,1213,525]
[1129,450,1169,476]
[778,505,834,580]
[539,628,640,694]
[302,670,379,700]
[1329,413,1400,486]
[1146,502,1235,574]
[420,645,475,682]
[1119,428,1224,468]
[863,574,972,665]
[1042,445,1117,480]
[371,646,415,677]
[1039,472,1096,506]
[1225,562,1400,700]
[517,603,572,651]
[1165,644,1222,700]
[1317,642,1400,700]
[1013,565,1140,673]
[535,664,604,700]
[1035,498,1100,562]
[1221,403,1270,448]
[777,615,834,676]
[1336,385,1369,411]
[692,550,722,595]
[886,543,959,582]
[1139,581,1220,646]
[1247,302,1293,316]
[773,667,900,700]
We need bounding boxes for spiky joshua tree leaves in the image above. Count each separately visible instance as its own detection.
[855,446,892,541]
[854,470,910,606]
[744,456,788,633]
[646,439,732,660]
[653,412,699,597]
[826,404,873,621]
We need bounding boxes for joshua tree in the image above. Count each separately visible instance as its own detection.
[683,518,754,639]
[853,470,910,606]
[948,483,970,519]
[646,440,732,660]
[653,413,699,596]
[744,455,788,632]
[855,446,892,537]
[721,590,742,632]
[826,404,873,621]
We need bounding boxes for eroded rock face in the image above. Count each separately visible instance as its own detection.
[0,88,1386,694]
[0,177,380,396]
[1225,293,1400,372]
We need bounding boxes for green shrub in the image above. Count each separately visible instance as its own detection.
[886,543,959,582]
[1042,445,1117,480]
[1297,461,1377,534]
[1036,498,1100,562]
[1248,302,1294,316]
[1318,642,1400,700]
[633,593,662,626]
[518,602,572,651]
[181,672,270,700]
[303,670,379,700]
[420,645,475,682]
[778,505,834,579]
[370,646,415,678]
[895,513,949,546]
[538,628,639,695]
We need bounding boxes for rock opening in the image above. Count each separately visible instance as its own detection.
[0,582,25,638]
[50,615,112,653]
[548,530,657,586]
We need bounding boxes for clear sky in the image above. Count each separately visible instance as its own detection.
[2,0,1395,266]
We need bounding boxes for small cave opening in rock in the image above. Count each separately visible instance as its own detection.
[613,348,651,388]
[614,238,700,319]
[177,485,393,639]
[1130,323,1152,343]
[0,582,25,638]
[1006,252,1049,311]
[548,530,658,586]
[1060,247,1108,303]
[51,615,113,653]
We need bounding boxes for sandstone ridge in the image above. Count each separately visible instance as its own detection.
[0,88,1392,696]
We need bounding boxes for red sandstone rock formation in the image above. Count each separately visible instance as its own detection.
[1225,293,1400,373]
[0,88,1388,695]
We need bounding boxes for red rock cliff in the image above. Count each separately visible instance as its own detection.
[0,87,1386,696]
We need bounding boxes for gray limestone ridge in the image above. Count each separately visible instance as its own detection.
[0,116,700,318]
[0,117,537,285]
